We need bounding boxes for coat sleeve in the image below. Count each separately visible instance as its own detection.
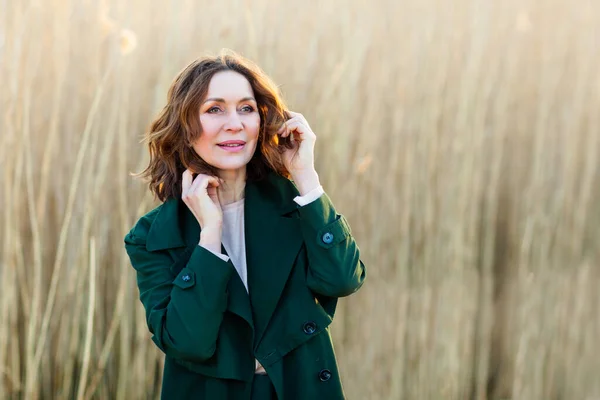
[124,219,234,363]
[296,192,366,298]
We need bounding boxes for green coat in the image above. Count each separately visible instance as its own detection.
[124,171,366,399]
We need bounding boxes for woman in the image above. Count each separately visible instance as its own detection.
[124,50,366,399]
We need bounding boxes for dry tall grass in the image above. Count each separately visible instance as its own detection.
[1,0,599,399]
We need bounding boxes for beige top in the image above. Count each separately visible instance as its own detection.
[204,185,325,375]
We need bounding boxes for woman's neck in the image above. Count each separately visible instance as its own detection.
[217,168,247,205]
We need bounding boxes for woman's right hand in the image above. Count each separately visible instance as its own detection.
[181,169,223,231]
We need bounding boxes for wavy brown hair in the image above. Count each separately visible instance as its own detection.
[137,50,293,202]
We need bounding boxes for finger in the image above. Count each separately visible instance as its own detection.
[182,169,193,197]
[201,177,221,205]
[277,113,304,134]
[281,120,308,138]
[285,111,308,125]
[278,118,301,136]
[181,170,200,219]
[207,176,220,189]
[285,110,301,118]
[188,174,209,196]
[190,174,219,196]
[207,184,221,205]
[277,119,290,134]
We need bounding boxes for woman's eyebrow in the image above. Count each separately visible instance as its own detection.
[203,97,256,104]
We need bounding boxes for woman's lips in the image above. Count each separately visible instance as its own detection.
[217,143,245,153]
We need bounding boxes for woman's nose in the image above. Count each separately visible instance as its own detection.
[223,112,243,132]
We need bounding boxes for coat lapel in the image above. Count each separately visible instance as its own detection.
[244,172,304,349]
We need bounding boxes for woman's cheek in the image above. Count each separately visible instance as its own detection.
[248,114,261,137]
[199,117,220,136]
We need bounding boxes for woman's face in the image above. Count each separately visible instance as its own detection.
[193,70,261,176]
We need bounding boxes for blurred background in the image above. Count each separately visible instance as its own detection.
[2,0,599,399]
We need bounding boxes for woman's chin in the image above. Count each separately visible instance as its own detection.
[212,160,251,173]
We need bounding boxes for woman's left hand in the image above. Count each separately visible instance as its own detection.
[277,110,318,177]
[277,111,321,194]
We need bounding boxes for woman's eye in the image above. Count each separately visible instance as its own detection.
[241,105,255,112]
[207,107,221,113]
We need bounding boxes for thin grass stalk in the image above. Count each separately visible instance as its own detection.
[75,237,96,400]
[59,262,86,399]
[8,131,26,398]
[21,41,46,400]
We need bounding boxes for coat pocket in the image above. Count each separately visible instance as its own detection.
[259,301,334,368]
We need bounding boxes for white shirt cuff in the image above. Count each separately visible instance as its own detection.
[293,185,325,207]
[201,245,230,262]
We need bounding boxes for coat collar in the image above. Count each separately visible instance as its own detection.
[146,171,299,251]
[145,171,304,349]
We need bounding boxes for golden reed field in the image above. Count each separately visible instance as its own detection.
[1,0,599,399]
